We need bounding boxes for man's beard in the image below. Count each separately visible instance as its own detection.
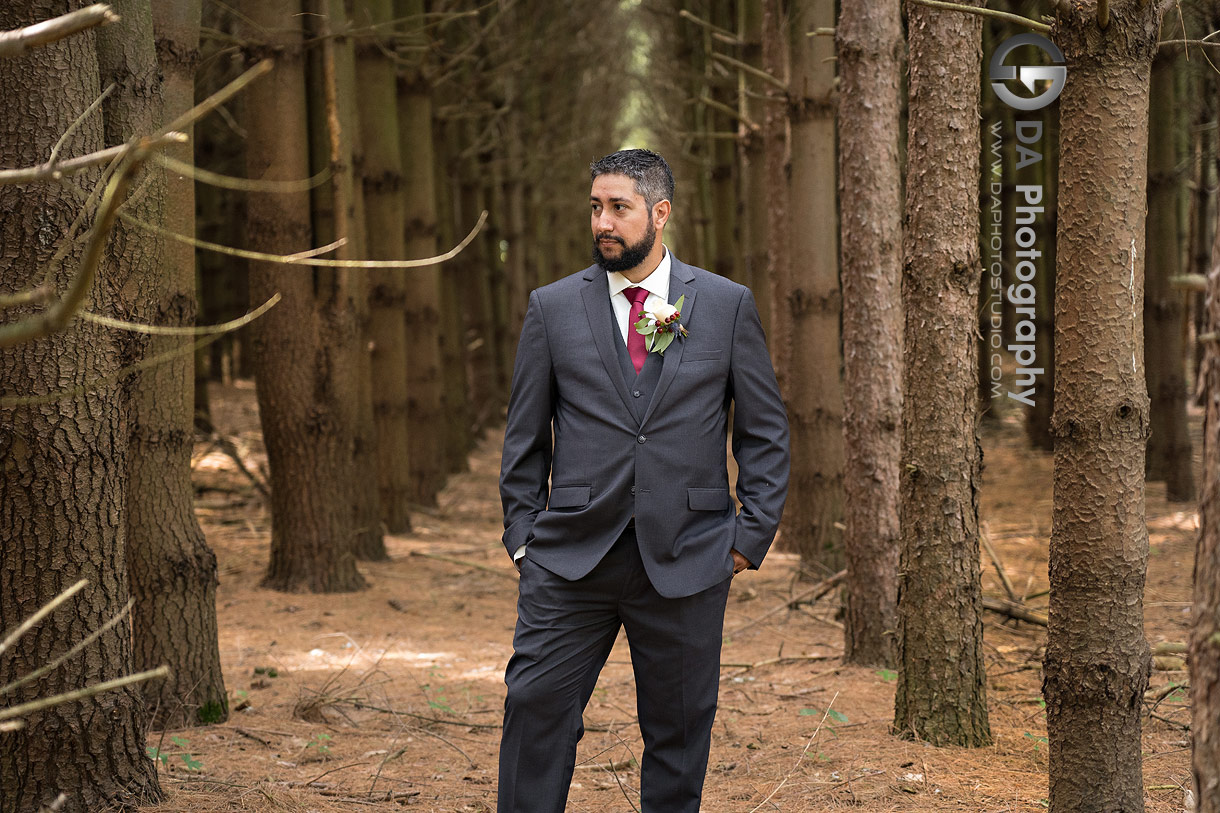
[592,220,656,273]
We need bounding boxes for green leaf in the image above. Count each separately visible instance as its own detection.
[674,294,685,313]
[654,331,675,355]
[181,754,203,771]
[799,708,818,716]
[876,669,897,682]
[827,709,848,724]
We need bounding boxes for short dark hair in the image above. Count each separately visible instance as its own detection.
[589,149,675,211]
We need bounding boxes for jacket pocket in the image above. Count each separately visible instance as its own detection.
[688,487,729,511]
[683,350,723,362]
[548,485,591,509]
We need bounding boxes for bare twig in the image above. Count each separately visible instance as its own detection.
[749,691,840,812]
[727,570,846,636]
[0,131,184,186]
[711,52,788,91]
[0,580,88,658]
[79,292,281,336]
[980,529,1019,602]
[677,9,740,44]
[122,208,488,269]
[48,84,115,169]
[0,150,144,349]
[0,599,133,697]
[695,95,760,132]
[0,666,170,726]
[0,4,118,58]
[904,0,1052,33]
[153,152,331,193]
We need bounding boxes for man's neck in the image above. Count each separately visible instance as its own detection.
[620,244,667,284]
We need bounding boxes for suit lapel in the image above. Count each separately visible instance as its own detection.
[580,268,638,422]
[639,258,697,430]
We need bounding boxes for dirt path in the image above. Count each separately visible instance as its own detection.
[140,383,1196,812]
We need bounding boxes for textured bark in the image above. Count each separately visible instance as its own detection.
[778,0,844,578]
[433,119,471,472]
[99,0,228,729]
[1144,44,1195,502]
[892,0,990,746]
[1191,72,1217,408]
[0,2,163,809]
[836,0,902,667]
[1194,109,1220,813]
[1043,4,1159,811]
[739,0,770,334]
[354,0,414,532]
[397,0,446,507]
[307,0,386,561]
[241,0,368,593]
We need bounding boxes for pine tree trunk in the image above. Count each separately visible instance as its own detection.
[434,119,472,471]
[739,0,770,335]
[396,0,446,506]
[241,0,368,593]
[836,0,903,667]
[1144,43,1196,502]
[779,0,844,578]
[307,0,387,561]
[102,0,228,729]
[1044,4,1160,810]
[1025,104,1057,451]
[0,3,163,808]
[354,0,414,532]
[1193,123,1220,812]
[892,0,991,746]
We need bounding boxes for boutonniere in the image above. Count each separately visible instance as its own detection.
[633,294,689,355]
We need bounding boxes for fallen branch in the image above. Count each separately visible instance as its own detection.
[727,569,846,636]
[980,529,1019,602]
[981,596,1047,626]
[408,550,515,579]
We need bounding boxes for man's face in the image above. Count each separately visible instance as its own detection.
[590,173,656,273]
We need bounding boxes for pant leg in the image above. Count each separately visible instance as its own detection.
[619,545,733,813]
[497,549,625,813]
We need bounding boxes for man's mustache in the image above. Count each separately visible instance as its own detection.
[596,234,624,245]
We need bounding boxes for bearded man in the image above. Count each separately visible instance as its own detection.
[497,148,790,813]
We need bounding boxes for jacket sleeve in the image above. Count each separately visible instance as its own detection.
[499,290,555,560]
[727,287,790,569]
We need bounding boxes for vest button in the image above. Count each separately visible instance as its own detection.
[630,485,636,494]
[633,389,642,397]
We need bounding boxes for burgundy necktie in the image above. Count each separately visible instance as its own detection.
[624,286,649,374]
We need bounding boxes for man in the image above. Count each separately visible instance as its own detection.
[497,148,789,813]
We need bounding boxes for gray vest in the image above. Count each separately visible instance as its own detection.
[613,323,664,424]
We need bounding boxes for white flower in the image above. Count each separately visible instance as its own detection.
[649,302,680,324]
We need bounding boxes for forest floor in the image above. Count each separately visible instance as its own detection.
[140,381,1198,813]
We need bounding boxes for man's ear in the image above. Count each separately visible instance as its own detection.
[653,199,671,230]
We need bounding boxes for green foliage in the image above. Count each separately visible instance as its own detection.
[876,669,897,682]
[197,697,228,724]
[149,736,203,772]
[306,732,333,757]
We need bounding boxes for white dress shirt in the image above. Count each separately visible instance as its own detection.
[606,246,671,345]
[514,246,672,568]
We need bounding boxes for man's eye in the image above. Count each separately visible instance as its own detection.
[614,204,625,211]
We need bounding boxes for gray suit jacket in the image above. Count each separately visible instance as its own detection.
[498,254,790,599]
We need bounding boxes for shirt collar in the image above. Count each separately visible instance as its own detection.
[607,245,671,300]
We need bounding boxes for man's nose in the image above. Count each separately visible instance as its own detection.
[595,212,615,233]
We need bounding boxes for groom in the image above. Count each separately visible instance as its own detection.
[497,148,789,813]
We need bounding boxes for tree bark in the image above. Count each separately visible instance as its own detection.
[240,0,368,593]
[396,0,446,507]
[1043,3,1160,810]
[739,0,770,335]
[101,0,228,729]
[1144,41,1195,502]
[0,2,163,808]
[892,0,991,747]
[353,0,414,533]
[775,0,845,579]
[1193,110,1220,813]
[836,0,903,667]
[307,0,386,561]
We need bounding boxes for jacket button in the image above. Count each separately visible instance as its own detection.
[630,485,636,494]
[633,389,642,397]
[637,435,646,444]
